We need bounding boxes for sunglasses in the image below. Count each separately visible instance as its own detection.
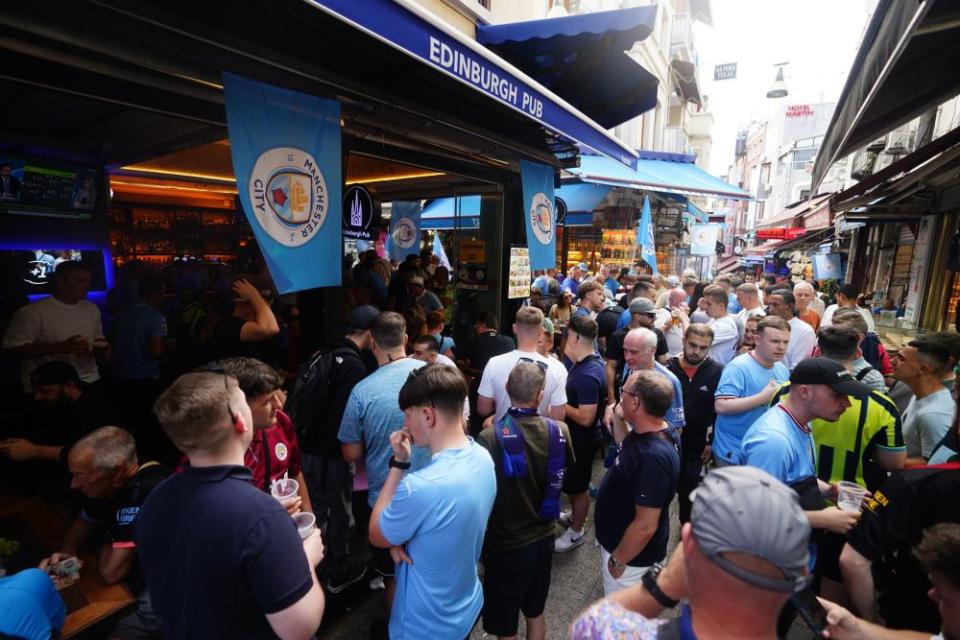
[518,356,549,372]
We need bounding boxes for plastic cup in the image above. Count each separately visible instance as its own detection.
[837,481,869,512]
[293,512,316,540]
[271,478,299,507]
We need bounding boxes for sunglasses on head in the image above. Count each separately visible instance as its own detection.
[518,356,549,372]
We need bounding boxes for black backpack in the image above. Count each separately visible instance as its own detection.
[286,346,357,457]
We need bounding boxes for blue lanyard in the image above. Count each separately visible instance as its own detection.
[679,604,697,640]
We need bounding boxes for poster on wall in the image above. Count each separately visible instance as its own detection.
[508,246,531,299]
[812,253,841,280]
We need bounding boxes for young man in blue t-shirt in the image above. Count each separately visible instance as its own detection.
[712,315,791,465]
[369,364,496,640]
[740,358,869,559]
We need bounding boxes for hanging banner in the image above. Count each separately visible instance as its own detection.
[812,253,842,280]
[520,160,556,271]
[223,73,342,294]
[690,223,721,256]
[342,185,377,241]
[387,200,422,259]
[637,195,659,274]
[433,232,451,270]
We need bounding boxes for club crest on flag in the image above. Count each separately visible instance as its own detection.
[529,192,554,245]
[250,147,328,248]
[392,217,418,249]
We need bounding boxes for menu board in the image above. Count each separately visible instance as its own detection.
[0,155,100,219]
[508,246,531,299]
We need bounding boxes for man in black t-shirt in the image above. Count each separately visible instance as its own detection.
[0,361,122,498]
[840,462,960,632]
[604,298,668,403]
[456,311,515,435]
[666,324,722,523]
[208,278,280,363]
[39,427,169,639]
[555,316,607,553]
[595,370,680,595]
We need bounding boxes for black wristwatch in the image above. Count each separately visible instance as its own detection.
[388,456,411,470]
[642,562,679,608]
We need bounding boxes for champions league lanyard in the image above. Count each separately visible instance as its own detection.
[495,407,567,519]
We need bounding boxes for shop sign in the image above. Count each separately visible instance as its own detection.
[507,246,531,299]
[785,104,815,118]
[714,63,737,81]
[555,196,568,226]
[755,227,806,240]
[458,240,486,263]
[342,185,376,241]
[805,206,831,230]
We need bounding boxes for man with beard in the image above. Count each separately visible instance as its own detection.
[0,361,121,497]
[666,324,723,523]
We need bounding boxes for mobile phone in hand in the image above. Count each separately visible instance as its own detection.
[791,588,829,635]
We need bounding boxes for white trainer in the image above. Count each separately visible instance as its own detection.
[554,527,587,553]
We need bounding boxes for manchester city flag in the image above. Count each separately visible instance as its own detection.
[690,223,722,256]
[223,73,342,294]
[637,195,659,275]
[520,160,556,270]
[387,201,423,260]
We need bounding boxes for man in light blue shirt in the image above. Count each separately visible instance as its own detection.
[0,568,65,640]
[740,358,871,563]
[338,312,430,598]
[712,316,791,464]
[370,364,495,640]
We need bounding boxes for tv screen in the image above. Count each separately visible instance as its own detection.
[0,249,107,294]
[0,155,100,219]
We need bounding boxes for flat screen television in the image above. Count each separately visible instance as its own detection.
[0,154,101,219]
[0,249,107,294]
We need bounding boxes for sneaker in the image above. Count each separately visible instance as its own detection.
[325,562,368,594]
[557,509,572,528]
[554,527,587,553]
[368,575,385,591]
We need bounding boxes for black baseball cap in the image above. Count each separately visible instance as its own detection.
[345,305,379,332]
[30,360,82,386]
[789,358,871,399]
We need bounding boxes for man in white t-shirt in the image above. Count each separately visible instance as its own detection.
[821,283,876,333]
[657,288,689,358]
[701,285,739,365]
[734,283,766,342]
[478,306,567,422]
[767,289,816,370]
[3,261,105,391]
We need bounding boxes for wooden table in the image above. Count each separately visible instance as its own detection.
[0,498,135,638]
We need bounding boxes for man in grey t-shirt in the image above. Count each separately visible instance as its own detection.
[893,337,956,462]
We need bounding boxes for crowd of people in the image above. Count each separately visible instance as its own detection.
[0,252,958,640]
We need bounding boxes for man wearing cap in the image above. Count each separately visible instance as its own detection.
[572,465,813,638]
[1,361,122,497]
[605,299,668,404]
[740,358,868,554]
[407,276,442,314]
[294,304,375,593]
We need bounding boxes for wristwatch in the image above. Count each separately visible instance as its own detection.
[642,562,679,608]
[388,456,411,470]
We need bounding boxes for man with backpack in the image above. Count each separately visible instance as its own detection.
[287,305,377,594]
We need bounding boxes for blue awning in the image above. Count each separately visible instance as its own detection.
[477,7,659,129]
[568,151,751,200]
[555,183,612,213]
[686,200,709,223]
[421,196,481,230]
[309,0,638,168]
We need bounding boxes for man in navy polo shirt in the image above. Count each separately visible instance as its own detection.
[137,371,325,639]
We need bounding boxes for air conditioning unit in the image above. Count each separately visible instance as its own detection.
[866,137,887,152]
[851,149,878,181]
[884,125,911,155]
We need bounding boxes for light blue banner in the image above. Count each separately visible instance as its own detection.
[637,195,658,275]
[690,223,721,257]
[388,201,423,260]
[223,73,342,294]
[520,160,556,270]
